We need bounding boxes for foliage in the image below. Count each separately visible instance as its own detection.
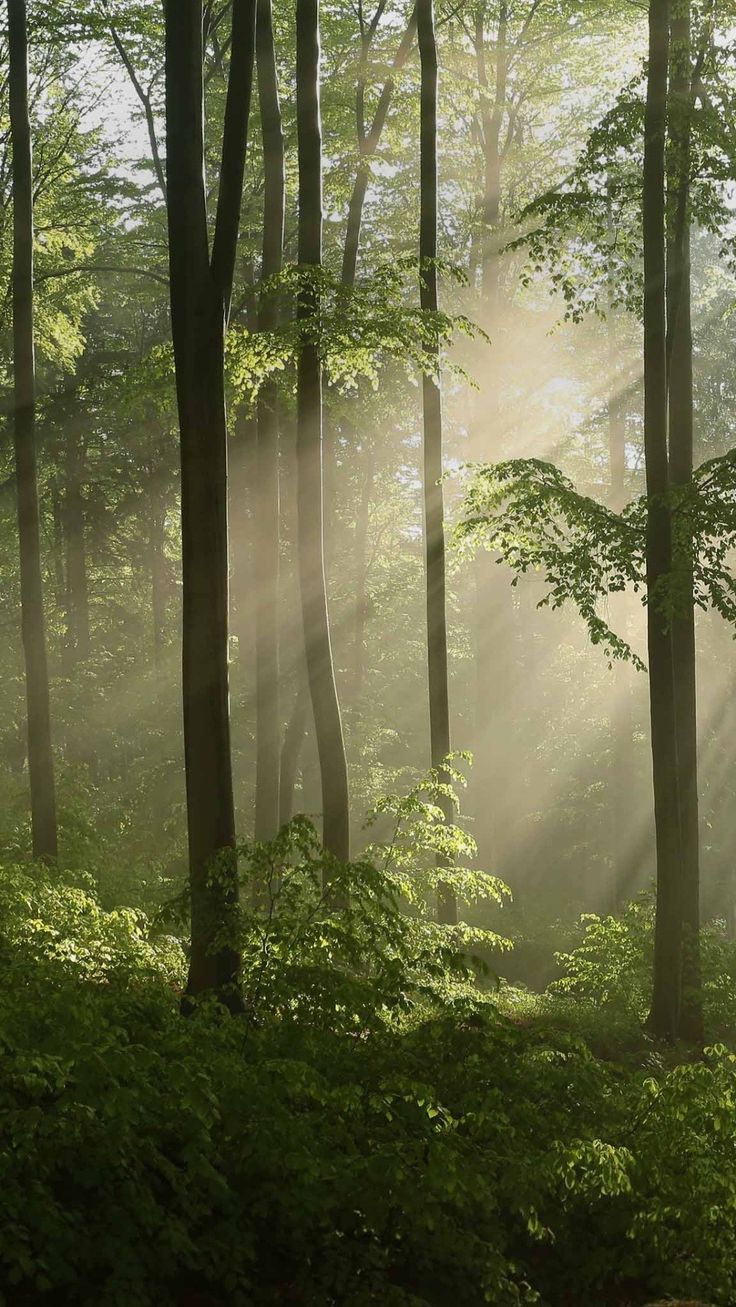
[552,896,736,1039]
[366,753,512,952]
[227,259,482,410]
[456,451,736,668]
[4,855,736,1302]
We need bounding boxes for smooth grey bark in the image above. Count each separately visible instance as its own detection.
[165,0,256,1008]
[253,0,285,842]
[8,0,58,863]
[644,0,682,1043]
[296,0,351,864]
[469,3,512,874]
[418,0,455,925]
[667,0,702,1044]
[606,194,636,907]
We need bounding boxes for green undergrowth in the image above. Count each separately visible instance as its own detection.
[1,836,735,1306]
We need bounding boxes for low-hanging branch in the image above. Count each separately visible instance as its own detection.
[456,451,736,671]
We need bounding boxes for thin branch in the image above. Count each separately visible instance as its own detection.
[36,262,170,287]
[102,1,167,200]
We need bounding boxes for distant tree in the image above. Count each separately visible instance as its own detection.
[417,0,455,924]
[643,0,682,1043]
[8,0,58,862]
[253,0,285,842]
[295,0,351,865]
[667,0,703,1044]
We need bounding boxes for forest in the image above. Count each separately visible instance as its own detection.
[3,0,736,1302]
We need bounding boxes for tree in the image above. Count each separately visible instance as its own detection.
[644,0,683,1043]
[295,0,351,865]
[253,0,285,842]
[417,0,455,925]
[666,0,703,1043]
[164,0,256,1007]
[8,0,58,863]
[341,3,417,288]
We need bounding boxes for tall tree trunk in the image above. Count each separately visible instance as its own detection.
[253,0,285,841]
[338,12,417,705]
[606,193,635,907]
[667,0,702,1043]
[8,0,58,863]
[469,4,508,873]
[607,349,637,907]
[418,0,455,925]
[644,0,682,1042]
[63,421,90,666]
[295,0,351,864]
[165,0,256,1008]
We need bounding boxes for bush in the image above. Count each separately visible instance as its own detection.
[1,844,736,1304]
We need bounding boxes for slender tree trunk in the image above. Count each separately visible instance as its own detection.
[418,0,455,925]
[353,445,375,694]
[606,193,635,907]
[165,0,256,1008]
[8,0,58,863]
[51,483,66,628]
[330,8,417,710]
[469,5,507,872]
[148,463,167,669]
[253,0,285,841]
[667,0,702,1043]
[279,678,310,826]
[341,6,417,286]
[296,0,351,864]
[644,0,682,1042]
[607,354,636,907]
[63,421,91,665]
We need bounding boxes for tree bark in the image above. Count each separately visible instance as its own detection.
[667,0,702,1044]
[418,0,455,925]
[296,0,351,865]
[606,193,635,908]
[253,0,285,842]
[469,3,509,874]
[165,0,256,1008]
[644,0,682,1042]
[8,0,58,863]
